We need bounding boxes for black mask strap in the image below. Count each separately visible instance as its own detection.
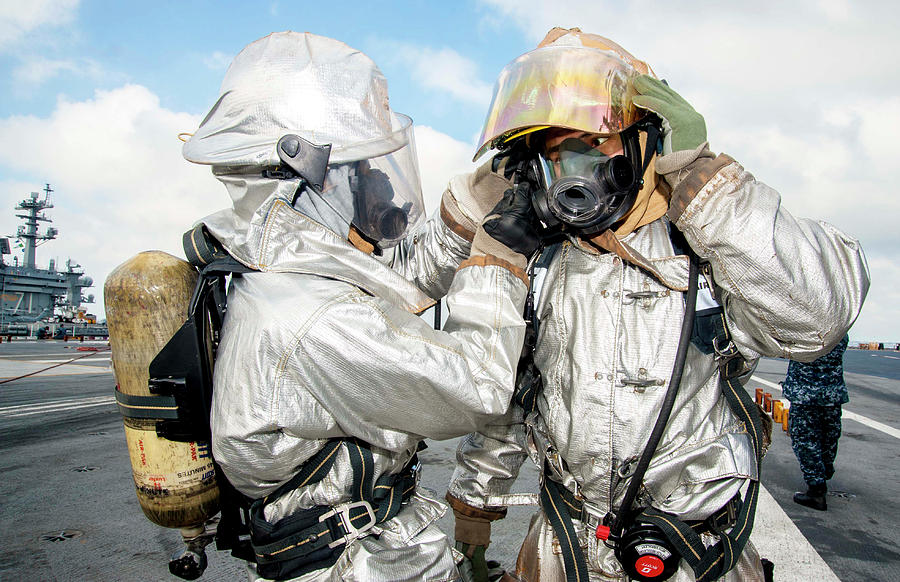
[638,114,662,178]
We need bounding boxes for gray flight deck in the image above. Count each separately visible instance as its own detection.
[0,340,897,581]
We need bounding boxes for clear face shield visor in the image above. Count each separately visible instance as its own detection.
[285,114,425,248]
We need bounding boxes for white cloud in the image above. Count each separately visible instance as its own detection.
[855,254,900,343]
[0,86,478,322]
[414,125,477,213]
[476,0,897,97]
[0,85,223,320]
[391,44,493,108]
[0,0,79,50]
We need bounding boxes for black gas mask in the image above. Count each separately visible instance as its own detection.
[529,117,660,237]
[349,160,411,246]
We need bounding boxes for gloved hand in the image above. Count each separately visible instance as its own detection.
[632,74,707,154]
[455,541,504,582]
[448,497,507,582]
[471,182,541,270]
[632,75,716,194]
[491,139,532,182]
[441,158,514,241]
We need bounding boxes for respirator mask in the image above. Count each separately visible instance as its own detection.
[347,160,414,246]
[530,121,655,236]
[472,43,662,236]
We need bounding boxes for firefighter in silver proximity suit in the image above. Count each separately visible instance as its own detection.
[446,28,870,582]
[182,31,538,581]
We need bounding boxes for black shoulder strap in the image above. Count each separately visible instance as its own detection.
[513,242,561,414]
[183,224,254,276]
[183,224,230,267]
[638,311,764,582]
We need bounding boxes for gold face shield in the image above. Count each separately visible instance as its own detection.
[474,45,647,161]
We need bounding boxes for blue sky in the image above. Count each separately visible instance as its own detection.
[0,0,898,342]
[0,1,526,147]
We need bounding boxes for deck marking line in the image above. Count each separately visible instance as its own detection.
[0,395,113,413]
[0,396,115,418]
[2,400,115,418]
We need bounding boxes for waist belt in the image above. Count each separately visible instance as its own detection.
[249,438,421,581]
[556,484,742,536]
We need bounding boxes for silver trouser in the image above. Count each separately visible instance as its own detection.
[246,492,463,582]
[505,510,764,582]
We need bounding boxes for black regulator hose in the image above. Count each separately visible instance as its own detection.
[611,249,699,538]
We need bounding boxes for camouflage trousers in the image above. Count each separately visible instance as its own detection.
[788,403,842,487]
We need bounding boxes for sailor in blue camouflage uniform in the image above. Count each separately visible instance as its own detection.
[782,334,850,510]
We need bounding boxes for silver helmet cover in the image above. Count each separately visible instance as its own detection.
[183,31,424,248]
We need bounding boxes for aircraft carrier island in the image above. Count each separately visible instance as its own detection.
[0,184,107,339]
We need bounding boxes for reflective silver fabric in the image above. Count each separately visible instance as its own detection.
[210,193,527,580]
[190,30,529,581]
[184,31,427,257]
[449,159,869,578]
[184,32,402,167]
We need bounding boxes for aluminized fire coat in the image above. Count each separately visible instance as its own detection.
[207,185,527,581]
[447,156,869,581]
[186,31,529,581]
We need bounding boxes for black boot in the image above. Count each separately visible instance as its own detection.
[793,483,827,511]
[761,558,775,582]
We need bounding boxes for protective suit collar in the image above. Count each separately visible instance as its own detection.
[202,195,435,313]
[575,218,691,292]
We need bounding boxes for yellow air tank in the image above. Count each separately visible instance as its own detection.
[105,251,219,529]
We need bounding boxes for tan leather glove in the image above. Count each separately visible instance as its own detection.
[441,158,513,242]
[447,493,507,582]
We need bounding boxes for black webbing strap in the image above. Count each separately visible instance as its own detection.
[637,310,764,582]
[183,224,253,276]
[540,477,589,582]
[250,439,419,580]
[114,386,180,419]
[263,440,346,504]
[513,243,560,415]
[184,224,230,267]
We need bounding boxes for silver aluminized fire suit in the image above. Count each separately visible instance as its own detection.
[205,179,527,582]
[447,154,870,581]
[182,31,529,582]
